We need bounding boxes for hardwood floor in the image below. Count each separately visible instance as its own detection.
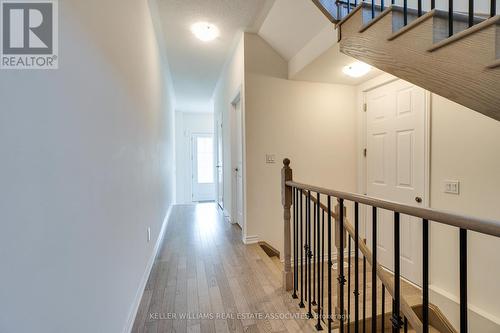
[132,203,318,333]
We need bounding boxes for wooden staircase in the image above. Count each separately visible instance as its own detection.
[311,1,500,121]
[328,260,457,332]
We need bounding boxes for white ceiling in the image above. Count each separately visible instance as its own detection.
[258,0,330,60]
[290,43,383,85]
[157,0,273,113]
[157,0,381,113]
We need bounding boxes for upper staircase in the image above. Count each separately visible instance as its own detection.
[311,0,500,121]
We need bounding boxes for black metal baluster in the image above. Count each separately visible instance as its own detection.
[293,188,298,299]
[300,191,305,308]
[354,203,359,333]
[460,228,468,333]
[347,0,351,13]
[307,191,312,318]
[404,317,408,333]
[449,0,454,36]
[305,191,309,301]
[423,219,429,333]
[348,236,351,333]
[491,0,497,16]
[371,207,377,333]
[321,209,325,323]
[381,0,385,12]
[328,196,333,331]
[316,194,322,330]
[418,0,423,16]
[313,202,317,307]
[382,284,386,331]
[363,254,366,333]
[431,0,436,9]
[404,0,408,25]
[468,0,474,27]
[371,0,375,19]
[339,199,346,333]
[392,212,402,333]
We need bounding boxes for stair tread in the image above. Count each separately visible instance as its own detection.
[430,14,500,50]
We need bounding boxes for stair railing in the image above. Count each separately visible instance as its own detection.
[281,158,500,333]
[312,0,498,37]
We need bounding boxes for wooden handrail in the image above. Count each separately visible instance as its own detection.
[290,181,500,238]
[311,0,339,23]
[303,190,423,332]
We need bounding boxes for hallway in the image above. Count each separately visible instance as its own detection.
[132,203,317,333]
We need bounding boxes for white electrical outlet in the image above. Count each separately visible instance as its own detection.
[444,180,460,195]
[147,227,151,242]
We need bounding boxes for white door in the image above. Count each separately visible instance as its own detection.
[191,134,215,202]
[233,98,244,228]
[216,120,224,209]
[366,79,427,286]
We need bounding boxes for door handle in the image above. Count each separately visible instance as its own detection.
[415,196,423,204]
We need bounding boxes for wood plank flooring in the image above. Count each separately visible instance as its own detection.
[132,203,318,333]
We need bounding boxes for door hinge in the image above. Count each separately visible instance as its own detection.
[363,148,367,157]
[363,103,367,112]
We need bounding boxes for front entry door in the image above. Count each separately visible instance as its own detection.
[366,79,427,286]
[191,134,215,202]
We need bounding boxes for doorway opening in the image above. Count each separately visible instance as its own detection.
[231,93,244,231]
[191,133,215,202]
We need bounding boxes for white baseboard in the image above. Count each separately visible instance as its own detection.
[430,285,500,333]
[223,209,234,224]
[123,205,172,333]
[243,235,259,244]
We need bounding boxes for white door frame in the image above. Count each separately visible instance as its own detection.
[216,116,224,210]
[357,74,431,282]
[230,88,247,242]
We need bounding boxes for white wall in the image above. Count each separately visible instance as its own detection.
[0,1,175,332]
[175,112,214,204]
[244,33,358,253]
[429,95,500,332]
[213,33,245,222]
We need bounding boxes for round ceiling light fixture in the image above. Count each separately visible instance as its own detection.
[342,61,372,78]
[191,22,220,42]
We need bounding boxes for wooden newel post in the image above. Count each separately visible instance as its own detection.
[281,158,293,291]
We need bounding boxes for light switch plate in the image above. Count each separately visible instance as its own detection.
[444,180,460,195]
[266,154,276,164]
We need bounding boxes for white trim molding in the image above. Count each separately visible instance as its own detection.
[430,285,500,332]
[243,235,259,244]
[123,206,173,333]
[223,208,234,224]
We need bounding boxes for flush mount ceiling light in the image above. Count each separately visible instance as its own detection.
[342,61,372,78]
[191,22,220,42]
